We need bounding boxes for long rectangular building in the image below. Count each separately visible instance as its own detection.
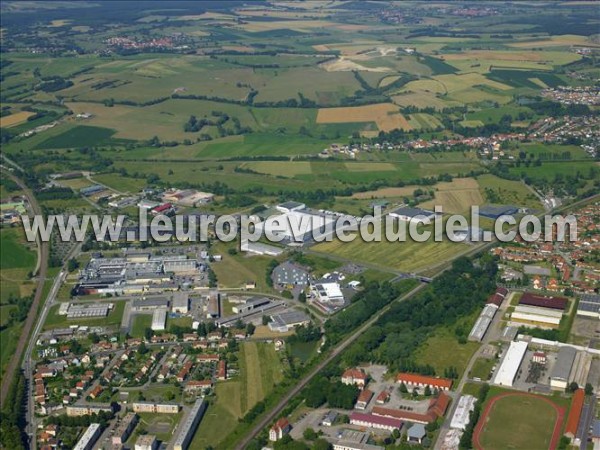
[469,304,498,342]
[511,304,563,328]
[173,399,207,450]
[550,346,577,390]
[73,423,101,450]
[493,340,528,387]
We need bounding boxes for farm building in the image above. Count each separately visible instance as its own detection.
[550,346,577,390]
[577,294,600,319]
[493,340,528,387]
[449,395,476,431]
[478,205,518,219]
[349,412,403,432]
[395,373,452,391]
[388,206,436,224]
[151,308,167,331]
[510,304,563,328]
[469,303,498,341]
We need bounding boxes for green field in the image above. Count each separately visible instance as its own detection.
[34,125,127,149]
[477,394,560,450]
[469,357,495,381]
[477,174,541,209]
[130,314,152,338]
[192,341,285,449]
[0,228,36,271]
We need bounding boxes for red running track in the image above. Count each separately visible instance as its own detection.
[473,392,565,450]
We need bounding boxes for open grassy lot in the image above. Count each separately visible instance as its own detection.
[128,411,183,444]
[476,393,562,450]
[192,341,285,449]
[420,178,485,214]
[91,173,147,193]
[312,226,469,273]
[508,161,600,182]
[130,314,152,338]
[413,311,481,378]
[469,357,496,381]
[0,228,37,303]
[34,124,128,149]
[242,161,313,177]
[477,174,541,209]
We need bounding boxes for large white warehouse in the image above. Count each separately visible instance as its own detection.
[493,340,528,387]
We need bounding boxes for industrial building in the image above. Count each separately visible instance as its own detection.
[268,310,310,332]
[173,398,207,450]
[311,281,345,304]
[151,308,167,331]
[577,294,600,319]
[206,291,220,318]
[240,240,285,256]
[231,296,270,314]
[510,304,563,328]
[73,423,101,450]
[469,303,498,341]
[216,300,284,327]
[519,292,568,310]
[172,292,189,314]
[493,340,528,387]
[131,297,170,312]
[255,208,337,243]
[388,206,436,223]
[66,303,113,319]
[449,395,476,430]
[550,346,577,390]
[272,262,309,288]
[478,205,518,220]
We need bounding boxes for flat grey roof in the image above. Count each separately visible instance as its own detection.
[390,207,435,217]
[550,346,577,381]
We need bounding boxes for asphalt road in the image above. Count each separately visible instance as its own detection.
[234,282,428,450]
[0,169,49,409]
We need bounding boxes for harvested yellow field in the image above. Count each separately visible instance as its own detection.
[238,19,336,32]
[392,92,461,110]
[48,19,71,27]
[312,44,330,52]
[401,79,447,94]
[0,111,35,128]
[317,103,411,131]
[420,178,484,213]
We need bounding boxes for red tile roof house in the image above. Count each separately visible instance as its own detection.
[269,418,291,441]
[395,373,453,391]
[217,360,227,380]
[341,368,368,388]
[376,391,391,404]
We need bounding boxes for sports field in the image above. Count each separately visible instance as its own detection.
[474,392,565,450]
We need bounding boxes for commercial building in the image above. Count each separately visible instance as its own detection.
[276,201,306,213]
[550,346,577,390]
[492,340,528,387]
[73,423,101,450]
[469,303,498,341]
[478,205,518,220]
[255,208,338,243]
[395,373,452,391]
[349,412,403,432]
[231,296,270,315]
[449,395,476,430]
[388,207,436,223]
[135,434,158,450]
[268,310,310,332]
[173,399,207,450]
[132,402,180,414]
[112,413,138,445]
[151,308,167,331]
[577,294,600,319]
[333,430,384,450]
[240,240,284,256]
